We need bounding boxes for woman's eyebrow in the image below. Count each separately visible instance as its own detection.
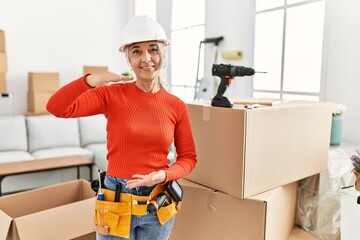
[130,45,140,51]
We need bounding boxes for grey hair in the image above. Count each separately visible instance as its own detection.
[124,41,169,91]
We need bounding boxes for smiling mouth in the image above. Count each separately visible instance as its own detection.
[140,66,155,71]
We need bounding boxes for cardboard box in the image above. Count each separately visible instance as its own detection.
[288,227,319,240]
[0,72,6,93]
[171,179,298,240]
[0,179,95,240]
[0,30,5,52]
[0,52,7,72]
[83,66,108,75]
[28,72,59,92]
[186,101,332,199]
[73,232,96,240]
[28,91,56,113]
[340,186,360,240]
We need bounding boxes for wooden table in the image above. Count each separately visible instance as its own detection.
[0,155,93,196]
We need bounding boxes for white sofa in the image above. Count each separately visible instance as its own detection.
[0,114,107,194]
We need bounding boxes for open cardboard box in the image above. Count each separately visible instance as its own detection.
[0,179,95,240]
[171,179,298,240]
[186,100,332,199]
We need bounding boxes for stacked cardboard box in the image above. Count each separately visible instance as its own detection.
[171,100,331,240]
[27,72,59,114]
[0,30,7,93]
[83,66,108,75]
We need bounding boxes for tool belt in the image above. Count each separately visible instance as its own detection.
[94,184,179,239]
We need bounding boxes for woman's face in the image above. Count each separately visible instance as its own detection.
[128,41,161,82]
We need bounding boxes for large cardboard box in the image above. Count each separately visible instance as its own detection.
[0,72,6,93]
[186,101,332,199]
[83,66,108,75]
[0,52,7,72]
[0,30,5,52]
[28,91,56,113]
[171,179,298,240]
[28,72,59,92]
[0,179,95,240]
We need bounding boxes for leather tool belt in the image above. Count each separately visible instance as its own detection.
[94,184,179,239]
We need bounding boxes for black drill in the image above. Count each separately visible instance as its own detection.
[211,63,258,108]
[147,192,171,214]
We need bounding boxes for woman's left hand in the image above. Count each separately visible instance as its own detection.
[126,170,166,189]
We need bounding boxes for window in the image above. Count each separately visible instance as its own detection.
[253,0,325,101]
[170,0,205,102]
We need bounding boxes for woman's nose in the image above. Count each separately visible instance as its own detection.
[142,51,151,62]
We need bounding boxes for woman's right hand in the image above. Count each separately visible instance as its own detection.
[85,72,134,88]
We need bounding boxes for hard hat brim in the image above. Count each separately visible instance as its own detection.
[119,39,170,53]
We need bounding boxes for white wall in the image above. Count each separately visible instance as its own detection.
[0,0,132,114]
[205,0,255,99]
[323,0,360,144]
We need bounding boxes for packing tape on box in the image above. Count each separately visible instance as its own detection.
[221,50,243,60]
[202,106,211,121]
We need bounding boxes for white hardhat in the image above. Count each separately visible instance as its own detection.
[119,15,170,52]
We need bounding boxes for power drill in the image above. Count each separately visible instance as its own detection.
[147,192,171,214]
[211,63,262,108]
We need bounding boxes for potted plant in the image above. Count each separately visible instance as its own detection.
[350,150,360,191]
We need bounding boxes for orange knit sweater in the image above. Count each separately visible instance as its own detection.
[46,76,197,181]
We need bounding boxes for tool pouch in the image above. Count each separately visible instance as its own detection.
[94,188,132,238]
[94,184,179,238]
[156,199,179,225]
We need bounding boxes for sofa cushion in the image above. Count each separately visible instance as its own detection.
[78,114,107,147]
[0,151,34,163]
[27,115,81,152]
[0,115,28,151]
[31,147,94,161]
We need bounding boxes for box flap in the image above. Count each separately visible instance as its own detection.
[14,198,95,240]
[79,179,95,199]
[0,180,84,218]
[0,210,12,240]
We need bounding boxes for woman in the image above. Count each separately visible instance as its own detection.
[46,15,197,240]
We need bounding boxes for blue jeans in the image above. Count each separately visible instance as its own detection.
[96,176,175,240]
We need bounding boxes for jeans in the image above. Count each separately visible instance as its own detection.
[96,176,175,240]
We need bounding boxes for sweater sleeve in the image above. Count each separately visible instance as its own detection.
[46,76,107,118]
[165,102,197,181]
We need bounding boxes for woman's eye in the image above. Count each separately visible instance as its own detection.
[132,49,141,55]
[150,47,159,53]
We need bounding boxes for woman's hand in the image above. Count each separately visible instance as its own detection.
[85,72,134,87]
[126,170,166,189]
